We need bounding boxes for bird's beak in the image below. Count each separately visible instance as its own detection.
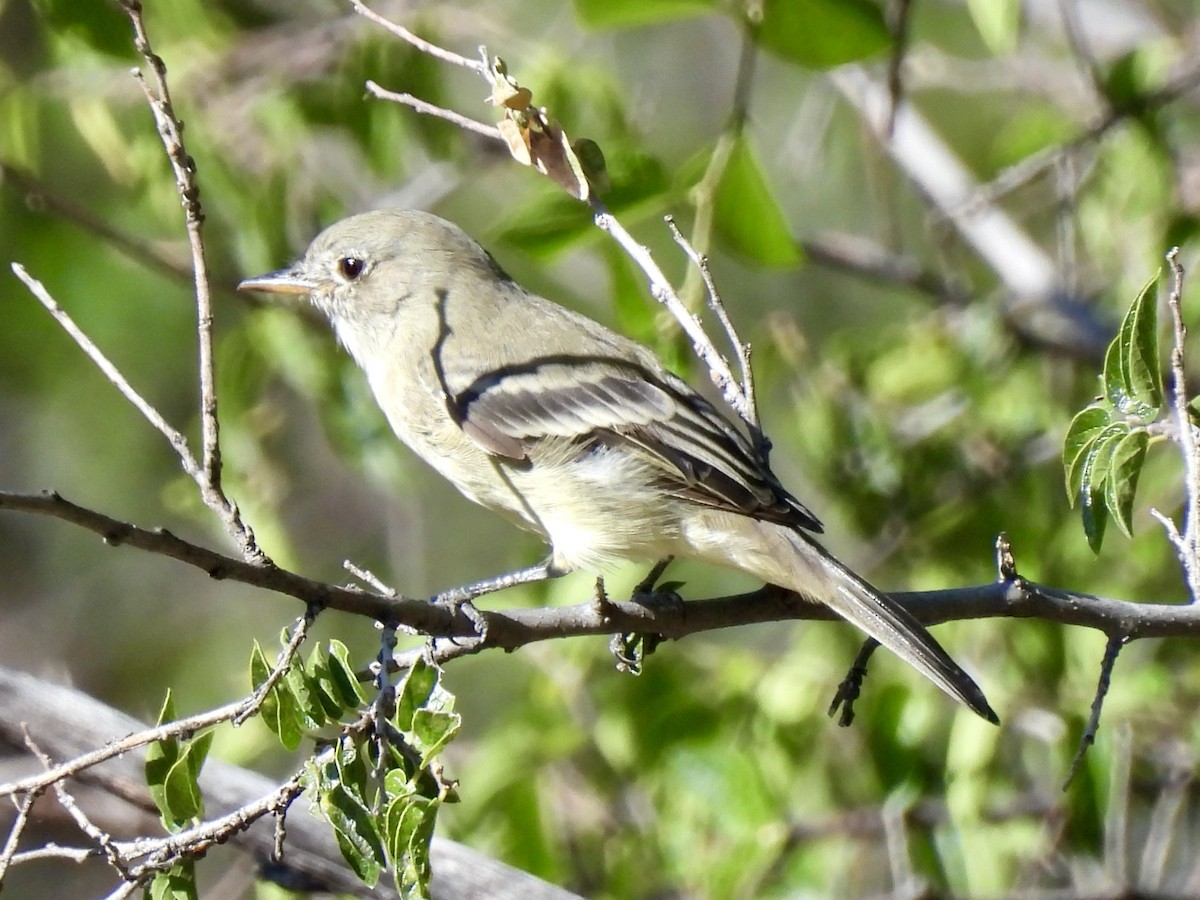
[237,265,317,296]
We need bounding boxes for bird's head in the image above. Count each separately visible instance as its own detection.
[238,209,502,333]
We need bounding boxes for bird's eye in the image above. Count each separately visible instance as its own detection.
[337,256,365,280]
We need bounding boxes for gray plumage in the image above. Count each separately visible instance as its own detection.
[239,209,996,723]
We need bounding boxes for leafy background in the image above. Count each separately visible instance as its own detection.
[2,0,1200,896]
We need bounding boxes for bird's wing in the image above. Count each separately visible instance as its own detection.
[452,357,823,532]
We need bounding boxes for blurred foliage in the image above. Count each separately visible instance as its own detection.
[4,0,1200,898]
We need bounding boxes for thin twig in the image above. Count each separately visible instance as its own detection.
[1163,249,1200,599]
[881,791,922,898]
[233,613,315,726]
[10,264,201,475]
[0,783,40,886]
[350,0,486,72]
[24,730,131,880]
[115,766,310,884]
[344,559,398,596]
[1058,0,1107,102]
[365,81,503,140]
[117,0,261,562]
[962,63,1200,215]
[3,699,244,800]
[589,204,749,421]
[665,216,759,435]
[1064,633,1128,788]
[7,845,96,866]
[353,9,758,429]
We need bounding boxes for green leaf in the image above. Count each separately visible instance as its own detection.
[154,690,178,729]
[160,761,201,824]
[249,641,303,750]
[307,645,351,719]
[1080,427,1126,552]
[284,662,327,731]
[1122,272,1163,415]
[965,0,1022,55]
[1081,479,1109,553]
[161,730,211,824]
[1103,47,1170,114]
[145,689,210,830]
[249,641,271,691]
[1103,271,1162,418]
[1101,335,1125,410]
[394,658,438,732]
[412,709,463,765]
[385,795,438,899]
[1063,406,1112,501]
[327,640,367,709]
[145,692,182,829]
[384,767,419,799]
[754,0,889,69]
[1105,429,1149,537]
[320,781,385,887]
[146,861,198,900]
[573,0,717,29]
[712,135,801,266]
[335,735,373,803]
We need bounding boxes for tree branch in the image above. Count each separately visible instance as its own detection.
[5,489,1200,683]
[0,667,582,900]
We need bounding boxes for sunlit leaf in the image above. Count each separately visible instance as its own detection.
[335,735,373,803]
[147,861,198,900]
[1063,406,1112,502]
[320,781,385,887]
[1105,429,1149,537]
[249,641,297,748]
[1080,427,1125,552]
[713,135,801,266]
[1121,271,1163,416]
[754,0,889,69]
[385,795,438,899]
[413,709,463,765]
[166,731,211,825]
[284,662,326,731]
[1103,271,1162,419]
[1101,333,1128,412]
[145,692,182,829]
[965,0,1022,55]
[394,657,438,732]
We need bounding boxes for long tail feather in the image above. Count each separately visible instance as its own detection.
[730,519,997,723]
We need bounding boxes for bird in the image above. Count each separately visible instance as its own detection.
[238,209,997,723]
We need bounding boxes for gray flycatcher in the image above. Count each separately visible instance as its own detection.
[239,209,996,723]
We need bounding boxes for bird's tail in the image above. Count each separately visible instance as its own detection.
[725,518,997,723]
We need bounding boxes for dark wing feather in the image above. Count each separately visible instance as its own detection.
[454,357,823,533]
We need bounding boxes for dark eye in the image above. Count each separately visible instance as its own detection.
[337,256,365,280]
